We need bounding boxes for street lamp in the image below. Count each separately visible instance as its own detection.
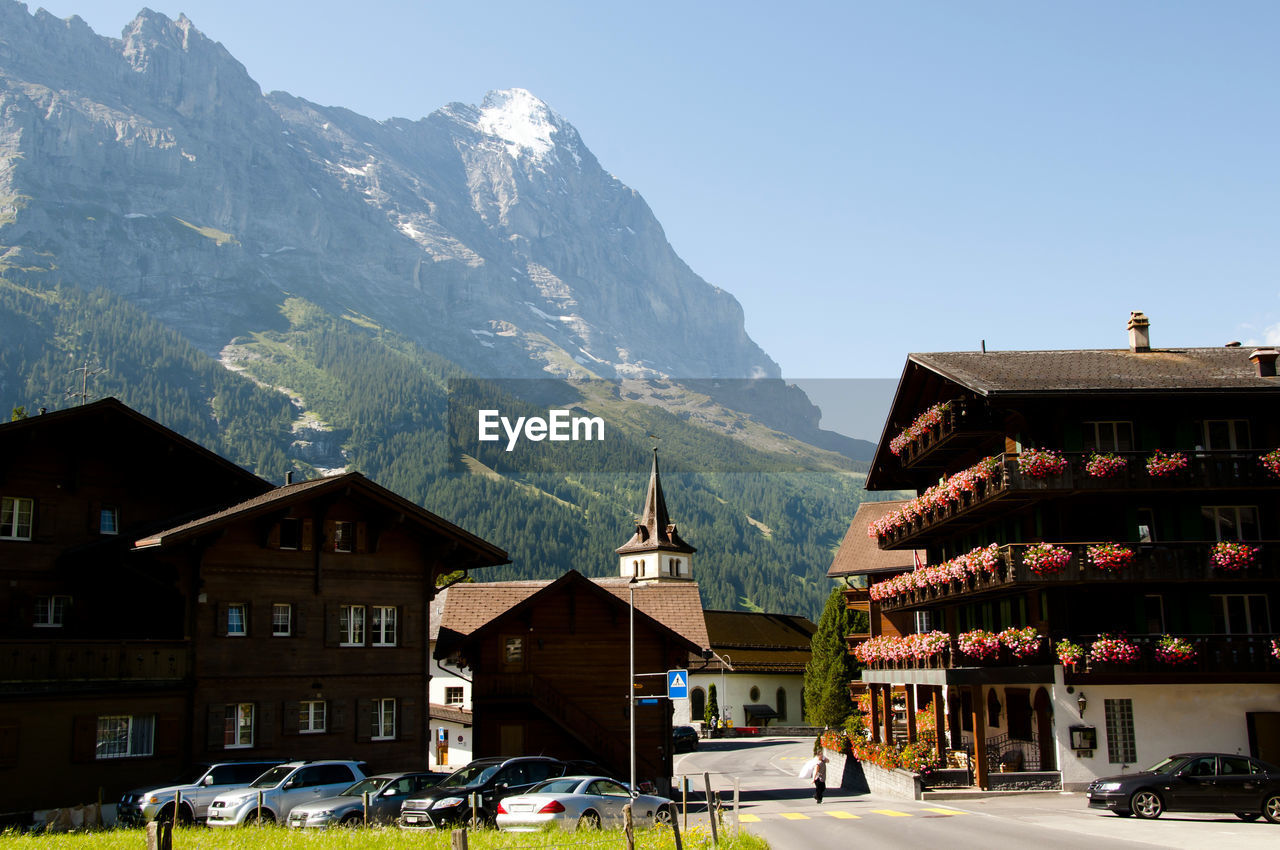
[718,653,733,726]
[629,579,636,794]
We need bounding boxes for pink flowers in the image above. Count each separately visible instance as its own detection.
[1087,542,1135,572]
[1272,639,1280,662]
[1056,639,1085,667]
[958,629,1001,660]
[1018,448,1068,479]
[1084,452,1128,478]
[854,631,951,665]
[1021,543,1072,575]
[998,627,1043,660]
[1262,449,1280,478]
[1146,450,1188,477]
[889,401,954,456]
[868,543,1002,602]
[1210,540,1260,571]
[866,457,1003,540]
[1154,635,1197,666]
[1089,635,1140,665]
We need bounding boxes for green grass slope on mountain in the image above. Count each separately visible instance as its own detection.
[0,279,867,618]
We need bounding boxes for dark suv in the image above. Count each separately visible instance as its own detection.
[399,756,567,829]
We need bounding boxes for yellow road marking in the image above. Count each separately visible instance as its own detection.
[738,814,761,823]
[826,811,860,819]
[922,807,966,815]
[780,812,810,820]
[871,809,912,817]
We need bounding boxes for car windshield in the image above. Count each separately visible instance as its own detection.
[1145,756,1184,773]
[530,778,582,795]
[437,765,499,789]
[250,766,294,788]
[340,778,387,797]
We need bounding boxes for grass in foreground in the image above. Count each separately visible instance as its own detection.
[0,824,769,849]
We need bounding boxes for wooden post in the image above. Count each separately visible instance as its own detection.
[146,822,159,850]
[970,684,989,790]
[174,790,182,826]
[469,792,479,830]
[733,777,740,836]
[256,790,264,825]
[869,683,882,743]
[670,802,684,850]
[905,685,918,743]
[682,775,688,832]
[450,827,469,850]
[881,685,893,745]
[703,772,718,846]
[363,791,370,825]
[624,803,635,850]
[933,686,947,762]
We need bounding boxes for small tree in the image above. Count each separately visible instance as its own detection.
[804,585,855,728]
[704,683,719,728]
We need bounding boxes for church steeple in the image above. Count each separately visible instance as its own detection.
[616,450,696,583]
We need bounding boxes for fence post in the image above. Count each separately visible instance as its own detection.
[451,827,469,850]
[362,791,370,825]
[146,822,159,850]
[670,803,684,850]
[624,802,635,850]
[703,772,718,846]
[469,792,479,830]
[256,790,264,825]
[682,775,688,832]
[733,778,740,835]
[174,790,182,827]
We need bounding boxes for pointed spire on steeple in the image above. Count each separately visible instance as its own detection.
[617,449,695,562]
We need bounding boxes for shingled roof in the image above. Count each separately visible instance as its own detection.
[827,501,921,578]
[692,610,817,674]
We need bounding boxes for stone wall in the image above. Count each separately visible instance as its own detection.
[822,748,921,800]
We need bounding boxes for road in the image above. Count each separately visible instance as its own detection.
[672,736,1279,850]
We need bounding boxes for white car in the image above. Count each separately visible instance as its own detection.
[206,760,367,826]
[495,775,674,831]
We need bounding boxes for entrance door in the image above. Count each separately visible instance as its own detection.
[1248,712,1280,765]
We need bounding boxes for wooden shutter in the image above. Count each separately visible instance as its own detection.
[401,607,419,648]
[71,715,98,763]
[207,704,225,750]
[87,501,101,533]
[283,701,300,735]
[323,520,336,553]
[355,700,372,743]
[331,700,346,733]
[267,522,281,549]
[294,605,306,637]
[400,698,416,742]
[215,604,228,637]
[301,519,313,551]
[324,604,339,647]
[257,702,275,748]
[355,522,368,553]
[155,714,181,757]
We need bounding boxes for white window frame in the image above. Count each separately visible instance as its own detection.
[1083,421,1134,452]
[1202,419,1250,450]
[340,605,365,646]
[1,496,34,541]
[35,594,70,628]
[444,686,465,706]
[1202,505,1260,541]
[371,606,397,646]
[96,714,155,759]
[372,698,396,741]
[99,506,119,535]
[1211,593,1272,634]
[272,603,292,637]
[226,603,247,637]
[225,703,254,749]
[300,700,326,734]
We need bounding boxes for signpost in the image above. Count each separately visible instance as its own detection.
[667,669,689,700]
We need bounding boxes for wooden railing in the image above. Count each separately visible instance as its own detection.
[876,542,1277,612]
[0,640,190,683]
[896,400,1000,469]
[877,450,1276,548]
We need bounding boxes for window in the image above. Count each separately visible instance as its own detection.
[372,606,397,646]
[279,518,301,550]
[504,636,524,665]
[1202,505,1260,541]
[749,685,761,702]
[226,603,247,637]
[445,686,464,706]
[334,521,355,553]
[1083,421,1134,452]
[1143,595,1165,634]
[776,688,788,722]
[1104,698,1137,764]
[99,507,119,535]
[95,715,154,759]
[1203,419,1250,450]
[372,698,395,740]
[272,604,292,636]
[691,687,706,721]
[0,496,33,540]
[225,703,254,748]
[1136,507,1156,543]
[1212,594,1271,634]
[35,595,70,628]
[340,605,365,645]
[300,700,326,733]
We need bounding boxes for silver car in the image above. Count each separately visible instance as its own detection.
[495,775,674,831]
[287,772,445,828]
[207,760,367,826]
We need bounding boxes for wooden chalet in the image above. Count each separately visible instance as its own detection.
[840,315,1280,790]
[0,399,506,814]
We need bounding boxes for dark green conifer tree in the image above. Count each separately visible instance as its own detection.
[803,586,855,727]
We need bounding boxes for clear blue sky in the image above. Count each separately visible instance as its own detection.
[34,1,1280,378]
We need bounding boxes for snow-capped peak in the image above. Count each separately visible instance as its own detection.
[478,88,559,160]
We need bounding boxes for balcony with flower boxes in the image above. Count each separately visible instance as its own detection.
[0,640,191,692]
[873,541,1276,613]
[872,449,1280,549]
[889,400,1003,472]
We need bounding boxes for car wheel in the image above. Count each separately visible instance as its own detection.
[1235,811,1261,822]
[340,812,363,827]
[244,809,275,825]
[1130,790,1163,819]
[1264,794,1280,824]
[577,810,602,830]
[654,805,674,826]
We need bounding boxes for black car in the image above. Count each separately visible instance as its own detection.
[672,725,699,753]
[398,757,567,829]
[1086,752,1280,822]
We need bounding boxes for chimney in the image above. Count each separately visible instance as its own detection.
[1127,311,1150,352]
[285,471,294,485]
[1250,348,1278,378]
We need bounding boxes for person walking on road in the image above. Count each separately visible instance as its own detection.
[813,753,828,804]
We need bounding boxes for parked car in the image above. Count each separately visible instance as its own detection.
[672,726,699,753]
[399,756,566,829]
[206,760,368,826]
[1086,752,1280,822]
[117,760,285,826]
[495,775,674,831]
[286,772,447,827]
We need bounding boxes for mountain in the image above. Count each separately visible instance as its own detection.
[0,2,877,618]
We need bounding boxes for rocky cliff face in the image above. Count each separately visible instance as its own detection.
[0,2,778,382]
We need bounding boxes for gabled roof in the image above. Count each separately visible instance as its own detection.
[827,501,921,577]
[134,471,508,568]
[616,451,696,556]
[694,610,817,674]
[437,570,709,652]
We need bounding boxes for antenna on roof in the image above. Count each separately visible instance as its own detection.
[66,357,105,406]
[981,340,986,353]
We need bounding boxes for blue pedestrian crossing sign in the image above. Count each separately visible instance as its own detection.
[667,669,689,699]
